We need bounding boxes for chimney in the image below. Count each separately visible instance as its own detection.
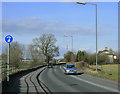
[105,47,108,50]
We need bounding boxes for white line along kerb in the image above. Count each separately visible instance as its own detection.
[70,75,118,92]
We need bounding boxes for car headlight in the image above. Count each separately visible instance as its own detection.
[66,70,70,72]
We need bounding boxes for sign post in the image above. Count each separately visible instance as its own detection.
[5,35,13,81]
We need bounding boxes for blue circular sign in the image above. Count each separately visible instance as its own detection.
[5,35,13,43]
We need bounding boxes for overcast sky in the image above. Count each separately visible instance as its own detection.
[2,2,118,58]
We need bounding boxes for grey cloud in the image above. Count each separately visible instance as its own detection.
[2,18,115,37]
[2,18,96,36]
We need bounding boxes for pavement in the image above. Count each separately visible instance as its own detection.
[2,64,119,93]
[2,66,46,93]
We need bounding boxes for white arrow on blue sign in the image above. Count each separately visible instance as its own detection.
[5,35,13,43]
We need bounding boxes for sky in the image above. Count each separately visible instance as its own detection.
[2,2,118,59]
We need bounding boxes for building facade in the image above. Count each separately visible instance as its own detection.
[98,47,116,63]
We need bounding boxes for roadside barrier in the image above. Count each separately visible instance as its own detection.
[0,62,46,81]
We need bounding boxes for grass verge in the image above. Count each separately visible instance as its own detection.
[66,62,119,82]
[79,64,119,82]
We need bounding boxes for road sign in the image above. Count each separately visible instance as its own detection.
[5,35,13,43]
[5,35,13,81]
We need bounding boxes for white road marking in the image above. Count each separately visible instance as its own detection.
[70,75,118,92]
[63,67,66,69]
[60,65,61,69]
[60,66,64,72]
[61,65,118,92]
[54,66,57,71]
[60,66,66,73]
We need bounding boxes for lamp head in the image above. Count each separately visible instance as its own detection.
[76,2,86,5]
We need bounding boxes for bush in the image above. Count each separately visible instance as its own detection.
[64,51,74,62]
[98,54,109,65]
[51,59,56,64]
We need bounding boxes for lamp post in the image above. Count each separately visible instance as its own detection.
[77,2,98,72]
[64,35,74,62]
[64,35,73,53]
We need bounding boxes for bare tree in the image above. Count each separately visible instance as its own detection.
[10,42,25,68]
[32,34,59,63]
[2,42,25,68]
[1,53,7,63]
[27,44,45,62]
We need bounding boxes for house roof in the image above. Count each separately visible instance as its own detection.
[98,47,116,56]
[103,50,108,51]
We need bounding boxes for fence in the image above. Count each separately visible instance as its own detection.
[0,61,46,81]
[0,63,7,81]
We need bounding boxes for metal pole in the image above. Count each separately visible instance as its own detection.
[7,43,10,81]
[64,35,74,62]
[71,36,74,62]
[76,2,98,72]
[0,64,2,81]
[66,45,68,52]
[96,4,98,72]
[72,36,73,53]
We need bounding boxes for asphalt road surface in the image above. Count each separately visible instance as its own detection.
[3,64,119,93]
[40,65,118,93]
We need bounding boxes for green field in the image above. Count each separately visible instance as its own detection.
[81,64,119,82]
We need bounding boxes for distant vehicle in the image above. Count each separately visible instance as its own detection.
[65,64,77,74]
[47,63,53,68]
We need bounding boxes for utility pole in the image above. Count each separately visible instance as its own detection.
[64,35,74,63]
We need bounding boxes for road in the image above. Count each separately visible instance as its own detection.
[3,64,118,93]
[40,65,118,93]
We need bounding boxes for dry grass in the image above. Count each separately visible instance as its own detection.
[84,64,119,82]
[66,62,119,82]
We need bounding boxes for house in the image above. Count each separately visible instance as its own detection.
[98,47,116,63]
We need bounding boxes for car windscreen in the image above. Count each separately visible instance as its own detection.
[66,65,74,68]
[48,63,52,65]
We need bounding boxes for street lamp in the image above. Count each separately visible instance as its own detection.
[77,2,98,72]
[64,35,73,53]
[64,35,74,62]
